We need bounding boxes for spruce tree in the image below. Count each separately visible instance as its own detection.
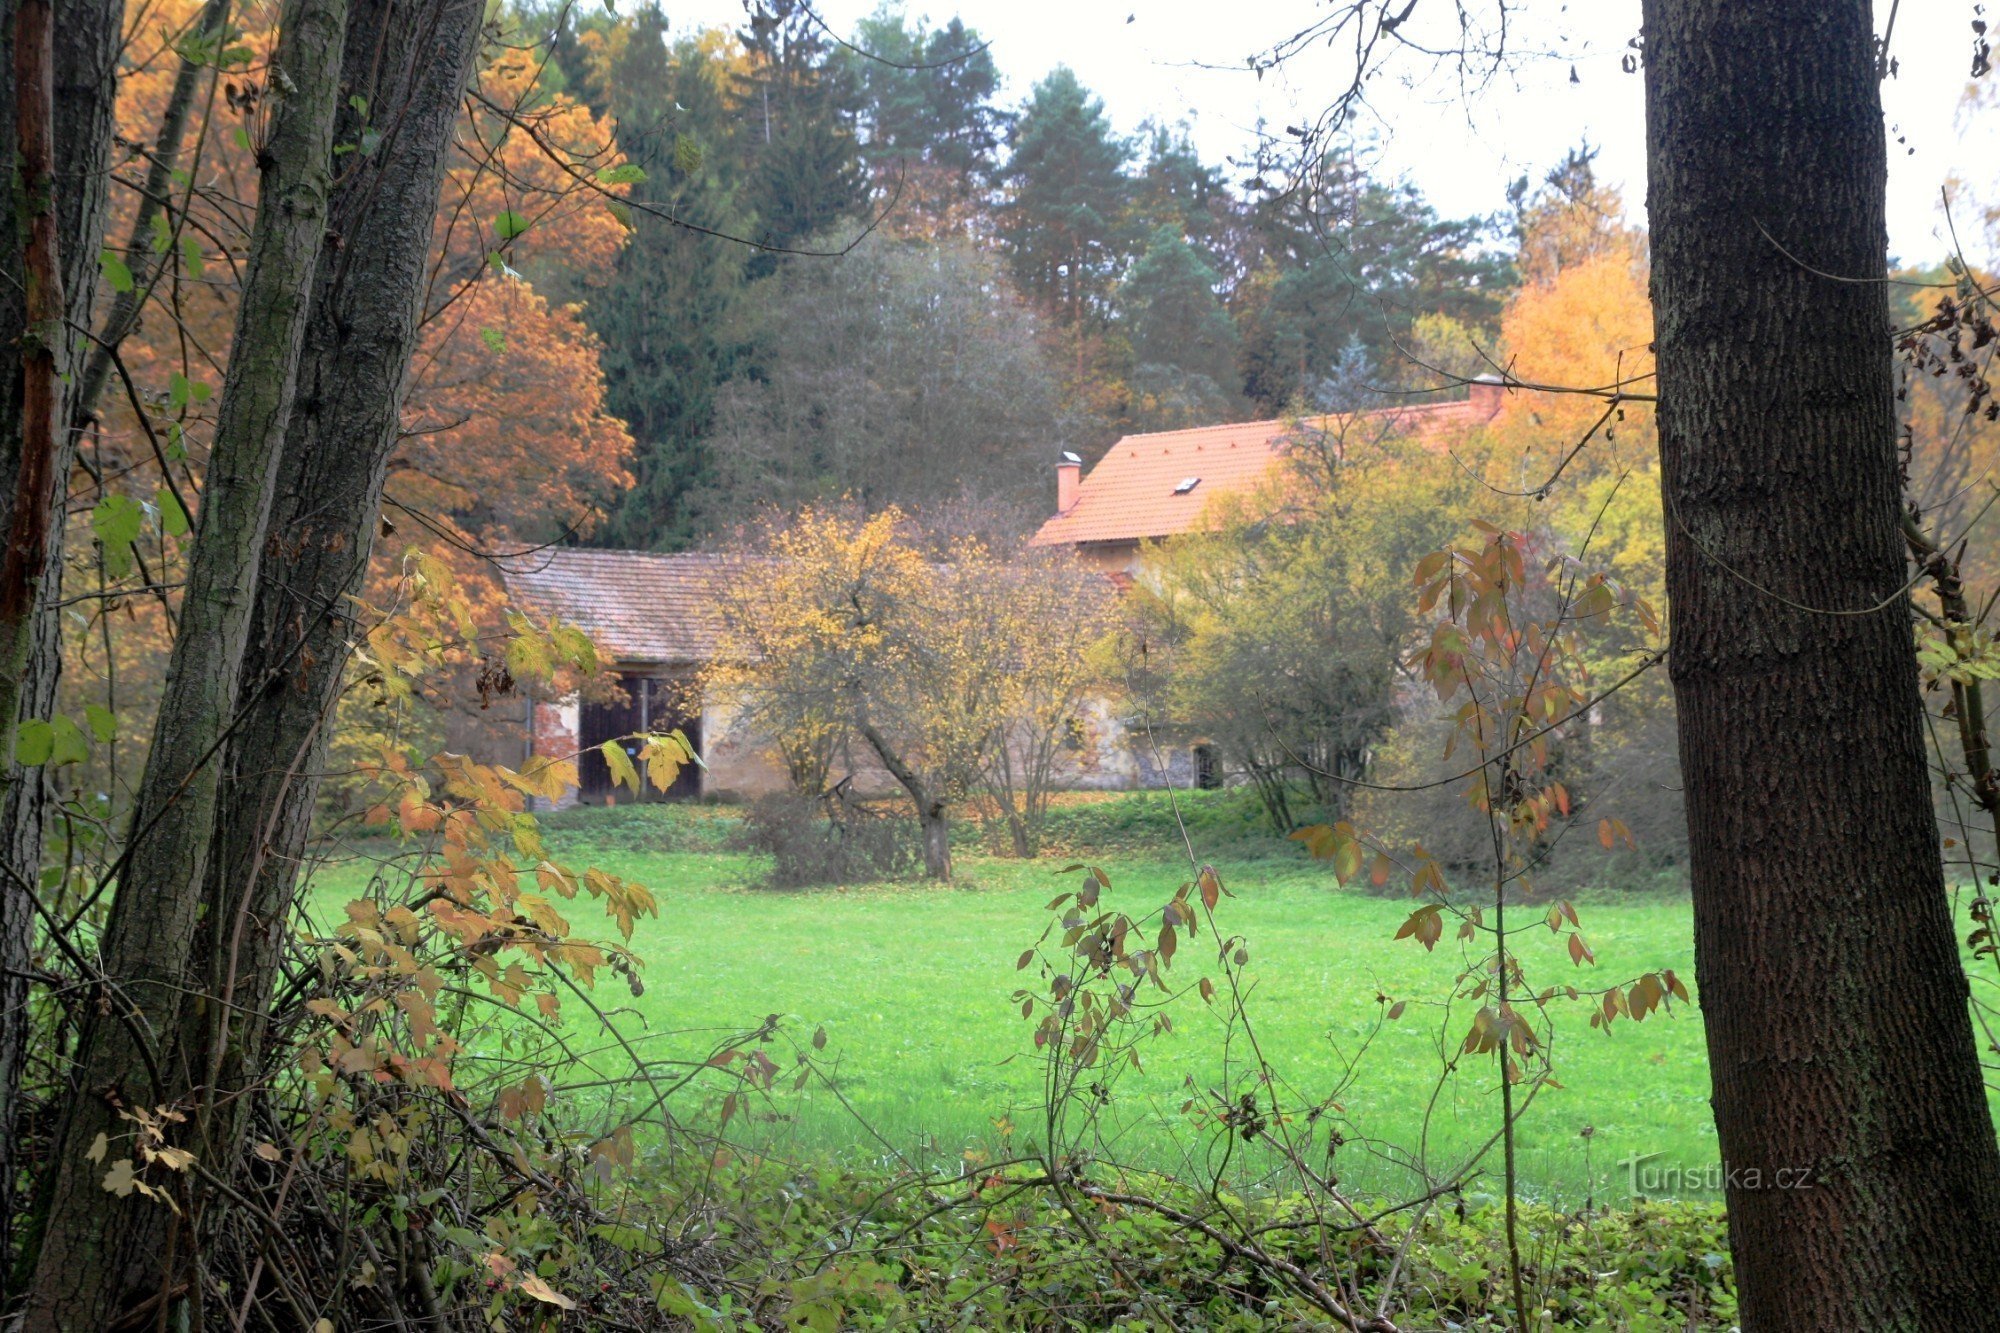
[1120,223,1242,427]
[736,0,866,258]
[589,15,755,550]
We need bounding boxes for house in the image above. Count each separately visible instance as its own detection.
[1026,381,1506,787]
[1028,379,1506,571]
[498,384,1505,806]
[500,548,791,805]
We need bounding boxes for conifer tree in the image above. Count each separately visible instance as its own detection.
[1237,156,1507,412]
[589,15,755,549]
[1000,67,1133,328]
[736,0,865,257]
[1120,224,1243,427]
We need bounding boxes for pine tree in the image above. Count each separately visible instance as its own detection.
[1000,67,1133,328]
[841,8,1006,234]
[1237,155,1509,413]
[1131,125,1243,286]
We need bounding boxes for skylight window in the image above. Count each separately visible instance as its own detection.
[1173,476,1202,495]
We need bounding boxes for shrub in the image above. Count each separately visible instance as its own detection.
[731,790,919,887]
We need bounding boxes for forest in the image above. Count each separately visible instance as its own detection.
[2,0,1999,1329]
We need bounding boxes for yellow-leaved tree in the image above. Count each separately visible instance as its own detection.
[711,507,1111,879]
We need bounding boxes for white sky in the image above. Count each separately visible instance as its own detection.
[660,0,2000,267]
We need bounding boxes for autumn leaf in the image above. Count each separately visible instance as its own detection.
[101,1158,138,1197]
[517,1275,576,1309]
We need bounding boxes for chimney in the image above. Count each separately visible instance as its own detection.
[1056,452,1082,514]
[1468,374,1506,421]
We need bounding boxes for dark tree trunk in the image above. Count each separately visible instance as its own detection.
[185,0,485,1192]
[21,0,350,1321]
[918,805,952,881]
[1641,1,2000,1324]
[855,715,953,879]
[0,0,123,1272]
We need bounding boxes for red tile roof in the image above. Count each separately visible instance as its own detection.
[501,548,740,665]
[1030,391,1501,548]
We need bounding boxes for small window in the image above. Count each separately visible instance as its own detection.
[1173,476,1202,495]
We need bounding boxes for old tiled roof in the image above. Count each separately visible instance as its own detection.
[501,548,739,665]
[1029,392,1501,548]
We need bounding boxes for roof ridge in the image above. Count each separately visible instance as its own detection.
[523,546,737,562]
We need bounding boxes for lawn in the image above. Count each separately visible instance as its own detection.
[316,802,1721,1207]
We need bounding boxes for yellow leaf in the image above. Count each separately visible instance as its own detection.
[102,1158,138,1196]
[152,1146,196,1172]
[518,1274,576,1309]
[599,739,639,793]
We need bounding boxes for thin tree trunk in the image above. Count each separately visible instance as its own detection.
[855,715,952,879]
[1641,2,2000,1324]
[21,0,349,1322]
[0,0,123,1273]
[185,0,484,1194]
[69,0,232,433]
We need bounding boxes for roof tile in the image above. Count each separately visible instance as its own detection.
[502,548,739,664]
[1029,395,1498,548]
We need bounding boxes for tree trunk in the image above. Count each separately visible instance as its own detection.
[0,0,124,1271]
[21,0,349,1321]
[918,804,952,881]
[855,714,952,879]
[69,0,231,432]
[184,0,484,1195]
[1641,2,2000,1324]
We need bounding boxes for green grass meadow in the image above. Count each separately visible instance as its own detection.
[316,799,1725,1207]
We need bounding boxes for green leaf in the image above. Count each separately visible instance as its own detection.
[100,249,134,294]
[84,704,117,744]
[493,210,530,241]
[479,327,506,354]
[156,486,190,537]
[673,134,703,175]
[595,163,646,186]
[232,126,251,152]
[48,715,87,767]
[15,719,52,766]
[605,199,634,230]
[93,494,144,578]
[149,211,173,255]
[180,232,204,280]
[169,371,191,411]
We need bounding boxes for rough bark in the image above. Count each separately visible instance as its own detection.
[0,0,124,1271]
[20,0,349,1322]
[185,0,484,1191]
[0,0,63,1274]
[1641,2,2000,1325]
